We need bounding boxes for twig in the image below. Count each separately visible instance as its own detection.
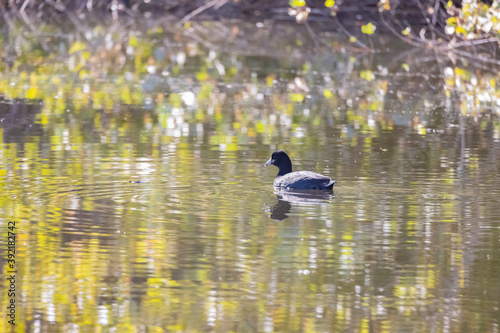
[177,0,228,26]
[379,11,425,47]
[20,0,31,12]
[432,0,440,26]
[19,0,36,31]
[415,0,446,40]
[303,21,319,51]
[45,0,89,38]
[0,0,15,31]
[18,0,49,51]
[332,15,371,51]
[182,27,219,50]
[447,48,500,65]
[444,37,499,48]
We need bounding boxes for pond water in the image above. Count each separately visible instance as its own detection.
[1,19,500,332]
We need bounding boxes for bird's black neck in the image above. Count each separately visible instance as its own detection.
[277,160,292,176]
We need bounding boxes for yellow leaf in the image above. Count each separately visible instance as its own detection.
[325,0,335,8]
[456,26,467,35]
[289,0,306,7]
[360,70,375,81]
[79,70,88,80]
[196,72,209,81]
[289,93,304,102]
[361,22,376,35]
[266,75,275,87]
[323,89,334,99]
[68,41,86,54]
[26,87,37,99]
[419,126,426,136]
[73,61,83,73]
[129,36,137,47]
[349,36,357,43]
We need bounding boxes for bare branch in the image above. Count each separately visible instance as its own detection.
[177,0,228,26]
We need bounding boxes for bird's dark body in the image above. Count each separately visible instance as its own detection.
[274,171,336,190]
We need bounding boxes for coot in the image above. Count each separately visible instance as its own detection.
[265,150,336,190]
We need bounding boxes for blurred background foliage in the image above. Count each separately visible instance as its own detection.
[0,10,499,114]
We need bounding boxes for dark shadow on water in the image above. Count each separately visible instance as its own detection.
[268,189,335,221]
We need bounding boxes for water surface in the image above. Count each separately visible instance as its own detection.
[1,18,500,333]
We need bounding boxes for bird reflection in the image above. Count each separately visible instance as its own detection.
[268,189,335,221]
[270,198,292,220]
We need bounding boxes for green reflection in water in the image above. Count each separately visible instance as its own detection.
[0,18,500,333]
